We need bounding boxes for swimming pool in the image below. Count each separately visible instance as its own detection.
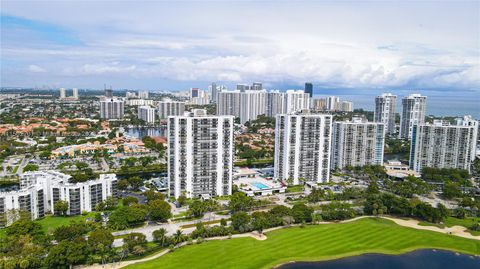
[251,182,269,189]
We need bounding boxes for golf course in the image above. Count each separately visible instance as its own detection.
[125,218,480,269]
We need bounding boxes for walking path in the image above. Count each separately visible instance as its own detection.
[77,216,479,269]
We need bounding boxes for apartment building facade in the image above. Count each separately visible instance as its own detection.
[168,109,234,198]
[274,111,333,185]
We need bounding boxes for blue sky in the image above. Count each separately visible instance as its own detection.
[1,1,479,93]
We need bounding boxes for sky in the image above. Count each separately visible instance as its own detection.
[1,0,479,93]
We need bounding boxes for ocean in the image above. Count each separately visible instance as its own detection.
[313,89,480,119]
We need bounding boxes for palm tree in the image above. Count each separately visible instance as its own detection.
[153,228,168,246]
[173,230,184,245]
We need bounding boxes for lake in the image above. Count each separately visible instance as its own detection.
[278,249,480,269]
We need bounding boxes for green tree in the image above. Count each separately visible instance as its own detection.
[177,195,187,207]
[53,223,89,242]
[74,161,89,171]
[251,212,269,234]
[45,239,89,268]
[188,200,207,218]
[269,205,292,217]
[23,164,39,172]
[6,219,46,244]
[231,211,251,232]
[117,179,129,190]
[88,228,114,253]
[366,180,380,195]
[307,188,327,203]
[148,200,172,222]
[54,200,69,216]
[291,204,313,223]
[152,228,169,247]
[172,230,185,245]
[39,150,51,159]
[127,176,143,191]
[228,192,253,212]
[123,196,139,206]
[123,233,147,252]
[144,190,165,201]
[108,206,147,230]
[0,235,45,269]
[443,181,462,199]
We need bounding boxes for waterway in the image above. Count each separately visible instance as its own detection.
[278,249,480,269]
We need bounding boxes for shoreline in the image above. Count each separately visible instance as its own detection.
[269,248,480,269]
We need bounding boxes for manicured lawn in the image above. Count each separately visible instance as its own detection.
[285,185,304,193]
[0,214,93,236]
[126,218,480,269]
[180,219,222,229]
[172,211,188,218]
[234,158,273,167]
[36,214,93,233]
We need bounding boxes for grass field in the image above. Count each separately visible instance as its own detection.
[36,214,92,233]
[126,218,480,269]
[0,214,90,238]
[285,185,304,193]
[180,219,222,229]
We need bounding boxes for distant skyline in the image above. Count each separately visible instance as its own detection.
[1,1,479,92]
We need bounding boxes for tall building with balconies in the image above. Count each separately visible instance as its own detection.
[285,90,311,114]
[400,94,427,139]
[100,98,124,119]
[72,88,79,99]
[274,111,333,185]
[0,171,118,226]
[209,82,218,103]
[59,88,66,99]
[138,90,149,99]
[217,90,241,118]
[331,117,385,170]
[409,115,478,172]
[326,96,339,111]
[375,93,397,135]
[266,91,286,117]
[339,101,353,112]
[138,105,156,124]
[158,100,185,119]
[239,90,267,123]
[168,109,234,198]
[305,82,313,98]
[217,90,266,124]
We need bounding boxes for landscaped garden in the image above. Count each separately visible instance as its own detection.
[126,218,480,269]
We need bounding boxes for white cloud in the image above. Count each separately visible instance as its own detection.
[2,1,478,90]
[77,63,136,75]
[131,46,478,89]
[27,64,46,73]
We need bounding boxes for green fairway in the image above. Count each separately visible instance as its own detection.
[126,218,480,269]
